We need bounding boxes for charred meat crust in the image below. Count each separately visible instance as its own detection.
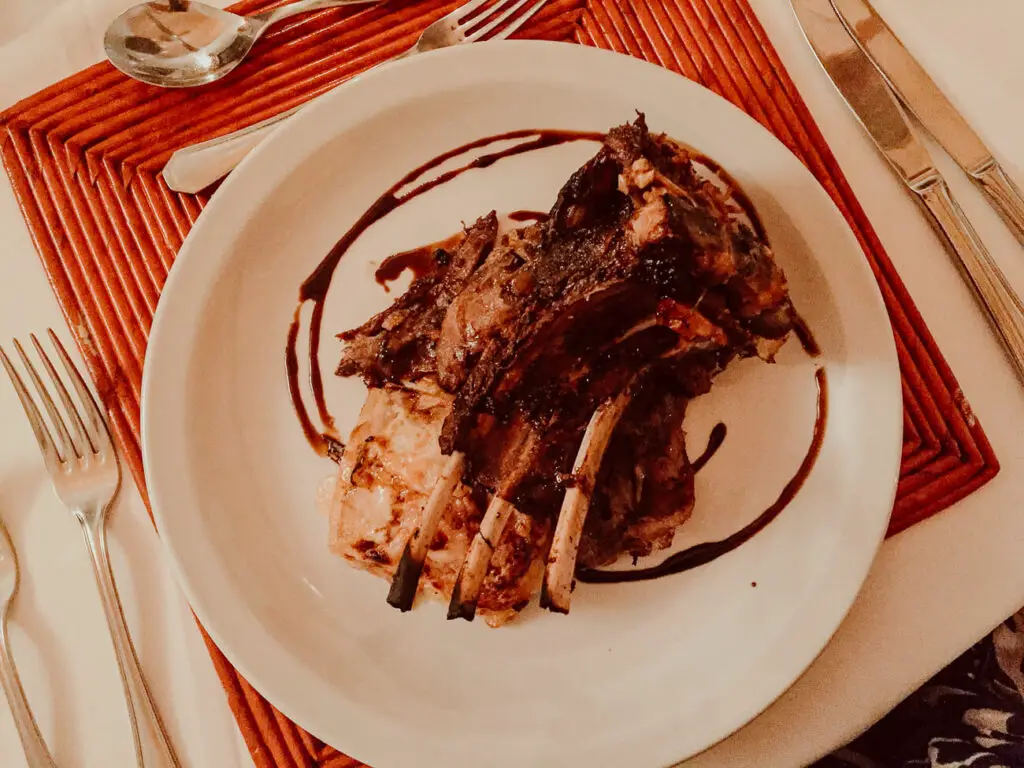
[434,119,793,461]
[336,212,499,387]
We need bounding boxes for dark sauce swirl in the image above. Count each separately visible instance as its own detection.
[507,209,550,223]
[792,311,820,357]
[373,232,462,290]
[692,422,727,474]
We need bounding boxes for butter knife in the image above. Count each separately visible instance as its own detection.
[791,0,1024,385]
[830,0,1024,246]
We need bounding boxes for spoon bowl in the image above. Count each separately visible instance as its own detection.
[104,0,376,88]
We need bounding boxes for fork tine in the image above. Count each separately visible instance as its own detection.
[47,330,114,457]
[13,338,79,461]
[30,333,95,456]
[476,0,548,42]
[465,0,531,42]
[0,345,65,470]
[450,0,493,24]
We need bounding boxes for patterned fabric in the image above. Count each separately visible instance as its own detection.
[818,611,1024,768]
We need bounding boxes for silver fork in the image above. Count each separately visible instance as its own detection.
[0,517,57,767]
[162,0,551,193]
[0,331,180,768]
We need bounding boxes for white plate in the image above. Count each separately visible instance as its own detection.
[141,41,902,768]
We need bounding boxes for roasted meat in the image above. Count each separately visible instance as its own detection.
[436,116,792,461]
[328,115,796,621]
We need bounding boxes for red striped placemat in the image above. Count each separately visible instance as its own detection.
[0,0,999,765]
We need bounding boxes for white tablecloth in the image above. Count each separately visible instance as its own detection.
[1,1,1023,765]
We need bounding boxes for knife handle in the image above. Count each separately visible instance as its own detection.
[917,176,1024,385]
[973,162,1024,248]
[161,107,300,194]
[162,47,415,194]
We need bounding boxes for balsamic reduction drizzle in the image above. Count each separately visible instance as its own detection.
[507,210,549,223]
[791,311,821,357]
[373,232,462,290]
[577,367,828,584]
[692,423,727,474]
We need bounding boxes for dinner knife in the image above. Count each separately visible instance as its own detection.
[791,0,1024,385]
[830,0,1024,247]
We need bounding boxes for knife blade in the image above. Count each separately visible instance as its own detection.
[792,0,932,185]
[791,0,1024,386]
[830,0,1024,245]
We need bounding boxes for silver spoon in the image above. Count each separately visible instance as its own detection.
[104,0,379,88]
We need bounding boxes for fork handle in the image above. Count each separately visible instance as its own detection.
[78,518,180,768]
[0,614,57,767]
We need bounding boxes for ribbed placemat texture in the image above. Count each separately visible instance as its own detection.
[0,0,999,765]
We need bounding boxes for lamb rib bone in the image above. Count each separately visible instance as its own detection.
[446,496,518,620]
[386,451,466,610]
[447,430,541,621]
[541,386,635,613]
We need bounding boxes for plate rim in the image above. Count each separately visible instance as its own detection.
[141,39,903,768]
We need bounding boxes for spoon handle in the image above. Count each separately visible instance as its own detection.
[253,0,378,26]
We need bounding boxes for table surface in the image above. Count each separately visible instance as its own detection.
[1,1,1023,766]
